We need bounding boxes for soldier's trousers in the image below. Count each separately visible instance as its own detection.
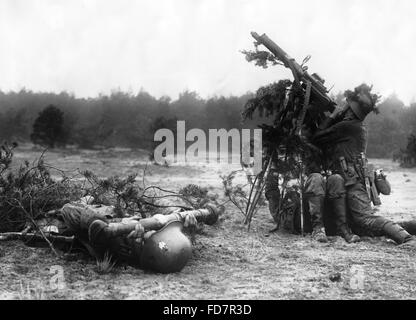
[304,173,326,231]
[265,169,281,224]
[265,171,329,232]
[60,203,143,262]
[327,175,414,238]
[304,172,348,235]
[60,203,109,242]
[265,170,416,239]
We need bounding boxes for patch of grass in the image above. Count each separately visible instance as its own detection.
[95,252,116,275]
[18,280,47,300]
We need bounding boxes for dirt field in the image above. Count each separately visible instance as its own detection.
[1,145,416,300]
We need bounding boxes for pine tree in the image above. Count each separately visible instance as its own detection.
[30,105,66,148]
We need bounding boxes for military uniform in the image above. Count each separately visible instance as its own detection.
[60,203,145,265]
[303,172,328,241]
[265,166,281,224]
[313,91,416,246]
[265,156,329,241]
[57,202,220,273]
[303,170,360,242]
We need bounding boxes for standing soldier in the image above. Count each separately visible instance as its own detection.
[312,84,416,247]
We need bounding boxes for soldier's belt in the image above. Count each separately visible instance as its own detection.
[340,155,381,206]
[338,156,359,187]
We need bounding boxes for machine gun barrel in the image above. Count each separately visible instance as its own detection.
[250,32,336,112]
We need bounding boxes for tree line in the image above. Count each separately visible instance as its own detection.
[0,88,415,159]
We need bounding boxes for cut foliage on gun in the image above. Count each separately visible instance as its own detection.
[249,32,336,114]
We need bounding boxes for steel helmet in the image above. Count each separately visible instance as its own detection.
[345,83,380,120]
[349,100,374,121]
[139,220,192,273]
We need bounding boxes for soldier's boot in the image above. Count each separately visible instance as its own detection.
[382,221,416,248]
[331,197,360,243]
[309,195,328,243]
[398,220,416,235]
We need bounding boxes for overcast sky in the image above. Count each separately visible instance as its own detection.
[0,0,415,104]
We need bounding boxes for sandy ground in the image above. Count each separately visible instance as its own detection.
[1,145,416,300]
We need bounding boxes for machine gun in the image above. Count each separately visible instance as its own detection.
[250,32,337,126]
[243,32,338,232]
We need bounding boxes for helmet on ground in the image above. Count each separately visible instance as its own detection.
[140,220,192,273]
